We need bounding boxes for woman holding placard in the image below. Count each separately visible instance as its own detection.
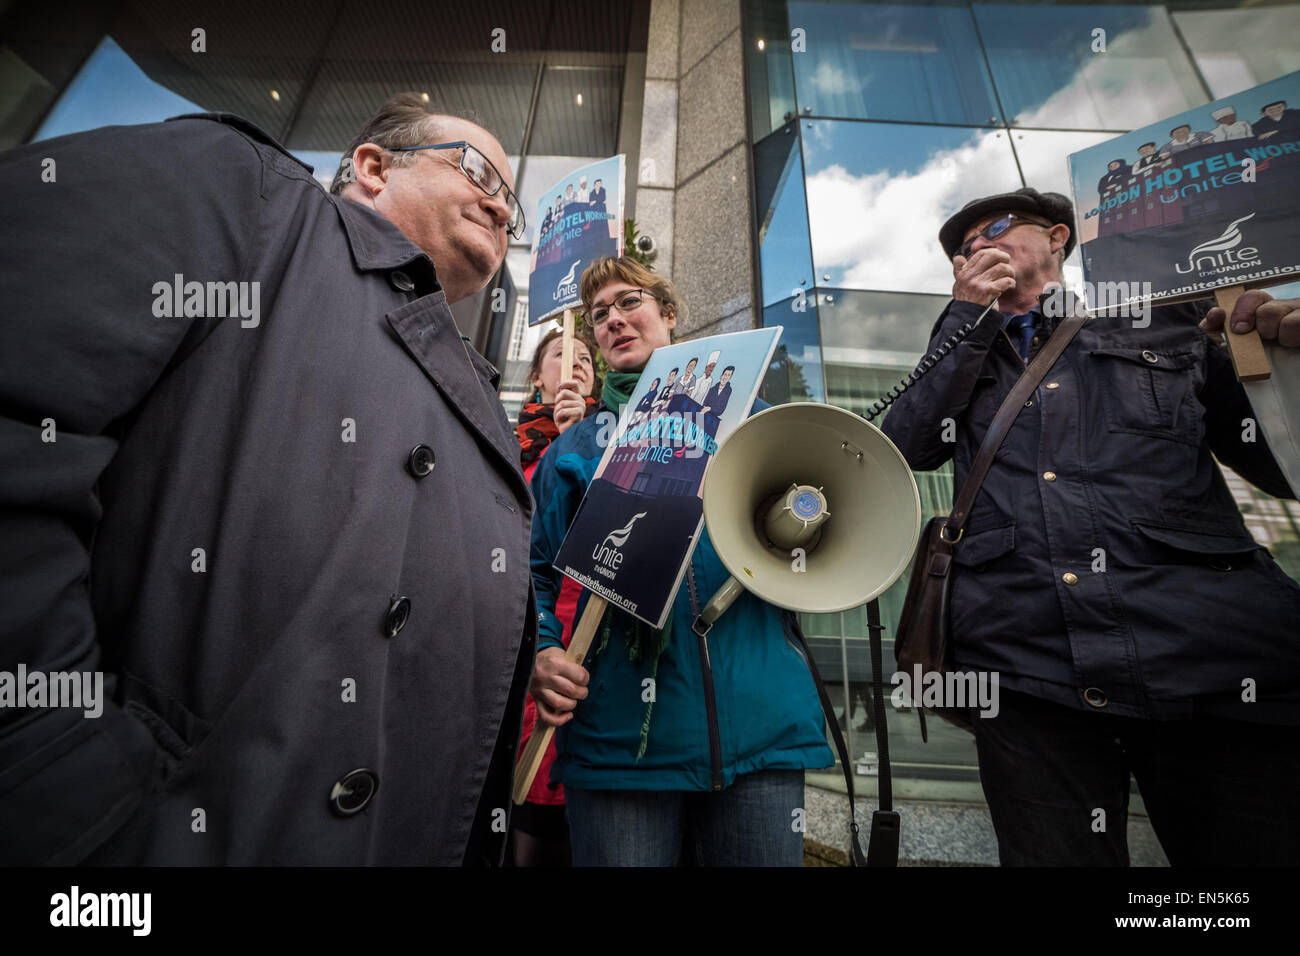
[526,256,833,866]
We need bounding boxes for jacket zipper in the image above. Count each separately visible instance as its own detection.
[696,629,724,791]
[687,563,724,791]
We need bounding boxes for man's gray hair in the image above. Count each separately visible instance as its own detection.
[329,93,488,195]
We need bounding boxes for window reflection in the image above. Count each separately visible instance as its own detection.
[754,123,816,306]
[818,288,949,409]
[972,3,1205,132]
[762,297,825,404]
[32,37,202,143]
[801,120,1022,294]
[1174,7,1300,99]
[789,1,1000,126]
[746,0,799,139]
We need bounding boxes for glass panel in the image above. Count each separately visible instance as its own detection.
[762,297,825,404]
[31,37,202,143]
[789,1,1001,126]
[745,0,798,140]
[817,288,951,413]
[1228,276,1300,583]
[1174,7,1300,99]
[754,125,816,306]
[972,3,1206,131]
[801,120,1022,294]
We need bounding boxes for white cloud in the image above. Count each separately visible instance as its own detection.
[804,130,1021,294]
[807,60,862,97]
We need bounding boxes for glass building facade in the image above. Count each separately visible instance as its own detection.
[745,0,1300,790]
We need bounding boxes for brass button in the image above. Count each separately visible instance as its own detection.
[1024,399,1034,407]
[1062,572,1078,585]
[1046,382,1060,389]
[1043,471,1057,482]
[1082,687,1108,708]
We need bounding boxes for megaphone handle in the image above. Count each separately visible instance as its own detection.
[694,576,745,635]
[511,593,609,804]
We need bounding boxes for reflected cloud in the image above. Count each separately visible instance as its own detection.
[804,129,1020,294]
[975,6,1203,132]
[807,60,863,98]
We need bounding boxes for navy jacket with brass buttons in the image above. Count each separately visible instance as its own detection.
[882,296,1300,722]
[0,114,535,864]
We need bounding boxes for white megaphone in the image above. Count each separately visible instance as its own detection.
[694,402,922,629]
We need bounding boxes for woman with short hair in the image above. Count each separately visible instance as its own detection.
[526,256,833,866]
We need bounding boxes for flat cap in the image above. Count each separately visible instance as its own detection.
[938,187,1076,260]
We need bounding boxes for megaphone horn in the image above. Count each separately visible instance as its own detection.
[695,403,922,631]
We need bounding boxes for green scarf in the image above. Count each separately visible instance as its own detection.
[592,364,673,761]
[600,368,642,417]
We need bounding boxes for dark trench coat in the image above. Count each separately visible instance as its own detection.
[0,114,535,864]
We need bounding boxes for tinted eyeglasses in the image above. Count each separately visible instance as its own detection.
[589,288,658,326]
[388,141,526,239]
[956,213,1051,260]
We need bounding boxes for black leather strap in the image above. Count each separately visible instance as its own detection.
[864,598,899,866]
[788,614,870,867]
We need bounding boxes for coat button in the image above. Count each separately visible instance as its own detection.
[1062,572,1078,585]
[1208,557,1233,571]
[1045,382,1060,389]
[329,769,378,816]
[407,444,436,477]
[1024,399,1034,407]
[1043,471,1057,482]
[1082,687,1108,708]
[384,595,411,637]
[390,271,415,292]
[1141,350,1159,363]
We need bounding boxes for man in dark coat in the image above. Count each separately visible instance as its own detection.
[883,186,1300,866]
[0,94,535,865]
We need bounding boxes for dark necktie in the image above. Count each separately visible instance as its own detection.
[1004,311,1037,362]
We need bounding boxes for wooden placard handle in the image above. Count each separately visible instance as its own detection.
[1215,285,1271,382]
[511,594,609,805]
[561,309,575,385]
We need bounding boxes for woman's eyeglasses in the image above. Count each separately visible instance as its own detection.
[589,288,658,326]
[388,141,526,239]
[956,213,1050,260]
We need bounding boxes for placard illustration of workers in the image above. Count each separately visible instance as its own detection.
[1209,105,1252,141]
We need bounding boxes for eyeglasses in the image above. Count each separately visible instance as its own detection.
[956,213,1050,260]
[589,288,658,326]
[388,141,526,239]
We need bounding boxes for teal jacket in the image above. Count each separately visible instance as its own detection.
[529,402,834,791]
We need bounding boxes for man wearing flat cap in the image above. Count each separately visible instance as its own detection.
[881,186,1300,866]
